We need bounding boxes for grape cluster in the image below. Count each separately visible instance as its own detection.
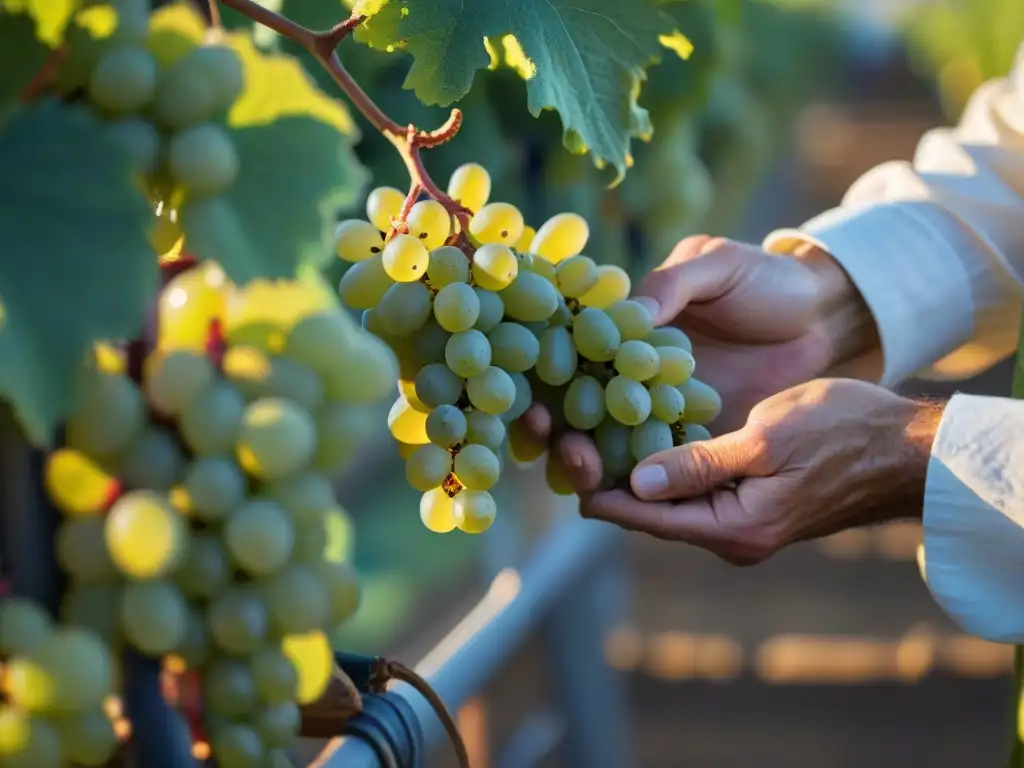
[7,261,395,768]
[0,597,119,768]
[336,164,723,535]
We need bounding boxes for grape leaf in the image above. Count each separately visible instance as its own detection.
[0,0,79,45]
[0,100,156,444]
[356,0,679,178]
[0,11,52,118]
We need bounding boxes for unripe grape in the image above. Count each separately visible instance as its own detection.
[427,245,470,287]
[88,46,157,114]
[168,123,239,198]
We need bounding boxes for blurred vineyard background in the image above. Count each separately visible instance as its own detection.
[226,0,1024,765]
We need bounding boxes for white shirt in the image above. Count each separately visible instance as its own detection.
[763,45,1024,643]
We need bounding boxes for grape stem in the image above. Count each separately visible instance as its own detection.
[19,45,68,103]
[216,0,473,231]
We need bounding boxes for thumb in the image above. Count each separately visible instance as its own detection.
[629,430,757,501]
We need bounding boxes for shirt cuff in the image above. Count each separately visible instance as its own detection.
[764,201,977,389]
[923,393,1024,644]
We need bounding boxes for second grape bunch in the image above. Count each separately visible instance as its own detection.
[336,164,723,535]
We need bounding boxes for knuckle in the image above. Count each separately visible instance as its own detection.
[680,443,718,490]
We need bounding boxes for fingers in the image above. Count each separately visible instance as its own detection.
[557,431,604,494]
[629,430,761,502]
[521,403,552,441]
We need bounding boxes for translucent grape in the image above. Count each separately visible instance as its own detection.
[335,220,383,262]
[594,420,636,476]
[605,375,652,426]
[500,271,559,322]
[314,403,377,473]
[65,371,144,458]
[466,366,516,415]
[57,517,117,582]
[88,46,157,113]
[145,350,214,416]
[158,260,228,353]
[572,307,621,362]
[650,383,686,424]
[119,427,184,491]
[645,325,692,352]
[508,420,546,464]
[224,499,295,576]
[514,225,536,253]
[472,244,519,291]
[180,380,246,455]
[473,288,505,332]
[324,333,399,404]
[453,444,499,490]
[464,410,506,451]
[555,255,598,297]
[177,533,231,598]
[167,123,239,197]
[683,424,713,443]
[405,444,452,491]
[447,163,491,211]
[387,397,430,444]
[679,378,722,425]
[44,449,118,517]
[535,326,577,386]
[315,560,361,625]
[425,404,467,447]
[105,491,186,579]
[630,419,674,462]
[529,256,557,283]
[614,340,660,382]
[445,329,491,378]
[453,490,497,534]
[579,265,631,309]
[261,565,330,634]
[469,202,524,247]
[378,281,433,336]
[338,255,394,310]
[414,363,464,408]
[563,375,606,430]
[420,488,458,533]
[366,186,405,231]
[545,451,575,496]
[121,580,188,655]
[651,346,696,386]
[487,322,540,372]
[426,245,470,287]
[382,234,430,282]
[606,300,655,341]
[208,587,270,654]
[407,199,451,249]
[530,212,589,264]
[434,282,480,333]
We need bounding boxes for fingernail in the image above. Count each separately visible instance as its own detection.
[631,464,668,497]
[634,296,660,321]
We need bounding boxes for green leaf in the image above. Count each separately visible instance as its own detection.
[0,11,53,117]
[0,100,157,444]
[180,117,366,283]
[357,0,678,178]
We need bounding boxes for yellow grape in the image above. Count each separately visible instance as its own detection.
[366,186,405,232]
[104,491,187,579]
[447,163,491,212]
[387,397,429,444]
[679,378,722,425]
[406,199,451,250]
[338,255,394,310]
[579,265,630,309]
[149,209,184,258]
[468,202,524,247]
[158,261,229,352]
[334,220,383,263]
[281,631,333,704]
[514,225,536,253]
[381,234,429,282]
[530,212,589,263]
[420,488,457,533]
[45,449,119,517]
[453,490,497,534]
[471,244,518,291]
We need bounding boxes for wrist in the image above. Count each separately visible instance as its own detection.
[871,397,944,522]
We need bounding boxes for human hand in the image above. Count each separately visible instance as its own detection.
[578,379,943,564]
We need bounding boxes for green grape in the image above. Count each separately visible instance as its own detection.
[181,380,246,455]
[254,702,301,749]
[314,402,377,473]
[110,0,150,43]
[529,256,557,284]
[338,255,394,310]
[0,712,61,768]
[145,350,214,416]
[650,383,686,424]
[579,265,631,309]
[407,318,451,366]
[181,456,246,520]
[382,234,429,282]
[504,372,533,422]
[595,420,636,476]
[57,707,118,766]
[420,488,457,533]
[426,245,470,287]
[65,371,144,458]
[366,186,405,231]
[535,326,577,386]
[606,300,655,341]
[572,307,621,362]
[177,532,232,598]
[445,329,491,378]
[225,499,295,576]
[285,313,384,382]
[335,219,383,262]
[425,405,467,447]
[472,243,519,291]
[464,410,506,451]
[549,296,574,327]
[153,50,219,128]
[605,375,651,426]
[177,607,210,669]
[293,519,328,563]
[205,657,259,718]
[407,199,451,249]
[88,46,157,113]
[466,366,516,415]
[119,426,184,491]
[645,325,692,352]
[236,398,316,480]
[405,444,452,491]
[378,281,433,336]
[0,599,52,656]
[168,123,239,197]
[545,451,575,495]
[563,375,606,430]
[57,517,117,582]
[61,583,122,647]
[105,490,186,579]
[447,163,491,211]
[530,212,589,264]
[106,117,160,173]
[453,490,497,534]
[630,419,674,462]
[679,378,722,425]
[453,444,499,490]
[555,255,598,297]
[499,271,559,322]
[261,565,330,634]
[315,560,361,625]
[266,471,334,527]
[121,580,188,655]
[487,322,539,372]
[250,647,299,705]
[651,346,696,387]
[264,749,295,767]
[414,363,463,408]
[508,419,545,464]
[469,202,524,247]
[614,340,660,382]
[473,287,505,332]
[324,334,399,404]
[228,350,324,411]
[434,282,480,333]
[191,44,245,107]
[388,397,429,444]
[208,587,269,655]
